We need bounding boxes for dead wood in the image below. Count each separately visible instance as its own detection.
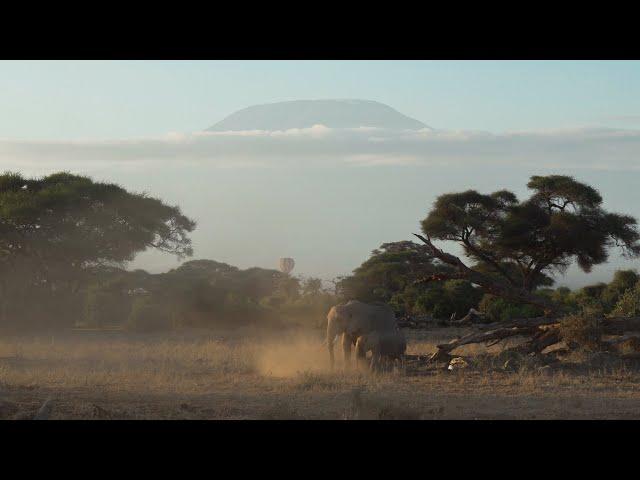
[429,324,540,361]
[505,327,561,355]
[603,317,640,333]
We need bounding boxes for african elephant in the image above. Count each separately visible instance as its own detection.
[326,300,398,369]
[354,329,407,373]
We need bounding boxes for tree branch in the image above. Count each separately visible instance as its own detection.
[412,233,558,315]
[462,238,516,286]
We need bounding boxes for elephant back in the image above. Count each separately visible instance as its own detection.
[344,300,397,333]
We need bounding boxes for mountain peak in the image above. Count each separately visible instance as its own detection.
[207,99,428,131]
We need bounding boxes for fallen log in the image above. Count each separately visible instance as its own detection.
[603,317,640,333]
[602,335,640,355]
[477,316,559,331]
[427,315,640,364]
[505,327,561,355]
[476,316,640,334]
[450,308,486,326]
[429,325,540,362]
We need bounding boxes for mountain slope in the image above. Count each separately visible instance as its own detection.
[207,99,428,131]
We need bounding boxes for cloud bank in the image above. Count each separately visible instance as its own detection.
[2,125,640,172]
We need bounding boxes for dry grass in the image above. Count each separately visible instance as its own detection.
[2,326,640,419]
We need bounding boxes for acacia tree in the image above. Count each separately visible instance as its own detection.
[415,175,640,315]
[337,240,453,304]
[0,172,196,325]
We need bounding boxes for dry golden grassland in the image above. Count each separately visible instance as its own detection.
[2,325,640,419]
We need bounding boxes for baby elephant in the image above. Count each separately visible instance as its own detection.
[355,330,407,373]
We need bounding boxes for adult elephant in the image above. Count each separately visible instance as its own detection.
[326,300,398,369]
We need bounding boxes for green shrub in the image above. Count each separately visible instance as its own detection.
[126,296,173,332]
[83,285,131,327]
[610,283,640,317]
[431,299,456,320]
[261,292,335,329]
[443,280,483,317]
[409,281,482,319]
[412,287,443,316]
[602,270,639,311]
[478,294,542,322]
[545,286,579,314]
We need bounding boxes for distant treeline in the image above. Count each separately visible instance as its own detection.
[2,171,639,332]
[82,260,335,331]
[0,172,335,331]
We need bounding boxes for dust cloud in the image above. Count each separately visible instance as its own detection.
[252,332,332,378]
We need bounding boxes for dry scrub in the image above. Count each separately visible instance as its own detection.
[2,326,640,419]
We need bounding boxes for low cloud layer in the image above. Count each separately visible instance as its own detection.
[2,126,640,172]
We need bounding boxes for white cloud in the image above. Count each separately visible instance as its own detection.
[2,126,640,172]
[344,154,421,166]
[194,124,332,139]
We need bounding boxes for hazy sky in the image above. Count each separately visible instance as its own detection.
[1,60,640,288]
[3,60,640,138]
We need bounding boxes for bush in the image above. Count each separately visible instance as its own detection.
[222,293,266,325]
[126,296,173,332]
[580,283,608,299]
[442,280,482,318]
[412,287,443,316]
[478,294,542,322]
[559,313,602,351]
[409,281,482,319]
[431,299,456,320]
[610,283,640,317]
[83,285,131,327]
[261,292,335,329]
[602,270,639,311]
[546,286,579,314]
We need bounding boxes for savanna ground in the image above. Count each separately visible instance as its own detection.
[2,324,640,420]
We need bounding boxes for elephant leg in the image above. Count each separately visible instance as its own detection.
[342,333,352,368]
[328,338,335,370]
[381,356,391,374]
[370,353,381,374]
[377,355,385,373]
[377,356,386,374]
[354,336,369,371]
[379,356,386,373]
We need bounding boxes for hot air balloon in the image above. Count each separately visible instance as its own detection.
[279,257,295,275]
